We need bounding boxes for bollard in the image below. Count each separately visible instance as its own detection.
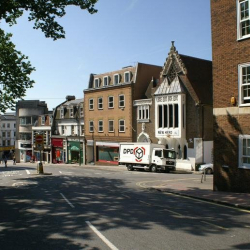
[37,162,44,174]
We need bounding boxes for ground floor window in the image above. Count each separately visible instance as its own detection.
[239,135,250,168]
[97,146,119,164]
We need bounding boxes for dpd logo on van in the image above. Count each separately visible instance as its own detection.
[133,147,145,162]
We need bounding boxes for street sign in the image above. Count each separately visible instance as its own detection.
[35,135,44,150]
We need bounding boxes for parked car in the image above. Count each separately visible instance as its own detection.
[198,163,213,174]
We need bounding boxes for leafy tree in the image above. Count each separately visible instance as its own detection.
[0,0,98,112]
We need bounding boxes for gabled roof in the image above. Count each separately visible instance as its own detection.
[157,42,212,105]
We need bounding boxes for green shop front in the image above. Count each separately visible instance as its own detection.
[67,140,84,164]
[96,142,119,165]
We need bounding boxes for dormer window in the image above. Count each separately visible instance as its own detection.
[103,76,109,86]
[69,107,74,117]
[94,78,100,88]
[124,71,131,83]
[41,116,45,125]
[114,74,120,85]
[60,109,64,118]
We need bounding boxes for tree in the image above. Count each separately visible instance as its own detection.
[0,0,98,112]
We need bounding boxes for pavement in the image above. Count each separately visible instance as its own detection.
[2,161,250,211]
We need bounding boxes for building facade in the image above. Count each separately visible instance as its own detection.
[134,43,213,170]
[15,100,48,163]
[0,112,16,159]
[211,0,250,192]
[84,63,162,165]
[51,96,84,165]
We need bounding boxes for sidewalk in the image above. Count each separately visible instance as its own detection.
[9,162,250,211]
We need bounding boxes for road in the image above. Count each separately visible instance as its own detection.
[0,163,250,249]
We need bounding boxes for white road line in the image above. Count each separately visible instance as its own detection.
[26,170,31,175]
[86,221,119,250]
[60,193,75,208]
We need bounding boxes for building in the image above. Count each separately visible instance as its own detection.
[15,100,48,163]
[134,42,213,170]
[84,63,162,165]
[211,0,250,192]
[51,96,84,164]
[32,112,53,163]
[0,112,16,159]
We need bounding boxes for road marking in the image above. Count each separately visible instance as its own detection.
[121,194,130,199]
[60,193,75,208]
[201,220,228,231]
[86,221,119,250]
[26,170,31,175]
[139,200,151,206]
[59,171,73,175]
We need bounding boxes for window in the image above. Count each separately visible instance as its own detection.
[2,132,6,137]
[7,140,10,146]
[114,74,120,85]
[60,109,64,118]
[2,141,5,146]
[109,120,114,132]
[49,116,52,125]
[7,123,10,128]
[239,135,250,168]
[2,123,5,128]
[119,119,125,132]
[238,0,250,39]
[80,107,83,117]
[94,78,100,88]
[98,97,103,109]
[138,105,150,121]
[119,94,125,107]
[81,125,84,135]
[7,132,10,137]
[158,104,179,128]
[124,71,131,83]
[108,96,114,108]
[19,133,31,140]
[103,76,109,86]
[69,108,74,117]
[89,121,94,132]
[89,99,94,110]
[71,125,74,134]
[98,120,103,132]
[20,117,32,125]
[41,116,45,125]
[239,63,250,105]
[61,125,65,134]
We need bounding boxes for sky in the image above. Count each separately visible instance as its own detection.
[2,0,212,111]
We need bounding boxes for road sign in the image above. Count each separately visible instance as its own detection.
[35,135,44,150]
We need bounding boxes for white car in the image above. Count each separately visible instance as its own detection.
[198,163,213,174]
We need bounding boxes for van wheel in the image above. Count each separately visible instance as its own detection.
[151,165,157,172]
[127,164,134,171]
[206,168,212,174]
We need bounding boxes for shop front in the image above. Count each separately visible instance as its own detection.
[96,142,119,165]
[67,140,83,164]
[51,138,64,163]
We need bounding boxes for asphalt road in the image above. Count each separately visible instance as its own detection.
[0,163,250,249]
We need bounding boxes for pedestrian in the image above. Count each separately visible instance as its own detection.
[13,155,16,165]
[4,156,7,168]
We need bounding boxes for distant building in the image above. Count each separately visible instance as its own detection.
[0,112,16,159]
[134,42,213,170]
[211,0,250,192]
[84,63,162,165]
[51,96,84,164]
[16,100,48,163]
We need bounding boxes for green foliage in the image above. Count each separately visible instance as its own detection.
[0,0,98,113]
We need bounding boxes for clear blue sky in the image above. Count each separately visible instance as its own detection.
[2,0,212,111]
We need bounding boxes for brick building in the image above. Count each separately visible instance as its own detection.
[134,43,213,170]
[211,0,250,192]
[84,63,162,165]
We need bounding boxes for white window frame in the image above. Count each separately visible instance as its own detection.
[137,105,150,121]
[89,121,94,133]
[80,107,84,117]
[61,125,65,134]
[108,96,114,109]
[41,116,45,125]
[98,120,103,132]
[7,123,10,128]
[81,125,84,135]
[108,120,114,132]
[98,97,103,110]
[60,109,64,118]
[69,107,74,117]
[119,94,125,108]
[124,71,131,83]
[94,78,100,88]
[239,134,250,169]
[119,119,125,132]
[71,125,75,134]
[114,74,120,85]
[237,0,250,40]
[89,99,94,110]
[49,116,52,125]
[103,76,109,86]
[239,63,250,106]
[2,123,5,128]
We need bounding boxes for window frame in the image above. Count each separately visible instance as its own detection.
[89,98,94,110]
[239,134,250,169]
[103,76,109,86]
[237,0,250,40]
[119,119,125,132]
[89,121,94,133]
[114,74,120,85]
[119,94,125,108]
[98,120,103,132]
[239,62,250,106]
[60,109,64,119]
[94,78,100,88]
[108,120,114,132]
[124,71,131,83]
[108,96,114,109]
[98,97,103,110]
[41,116,45,125]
